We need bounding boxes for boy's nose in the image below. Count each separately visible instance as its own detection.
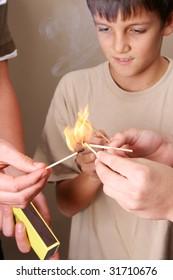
[112,35,130,53]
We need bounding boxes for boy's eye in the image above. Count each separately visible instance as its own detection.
[98,26,110,33]
[131,28,146,34]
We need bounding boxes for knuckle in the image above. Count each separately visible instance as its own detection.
[131,188,145,202]
[19,195,28,207]
[126,199,142,211]
[20,202,29,209]
[135,165,151,188]
[13,178,22,193]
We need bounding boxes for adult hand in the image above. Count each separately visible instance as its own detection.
[1,192,60,259]
[110,128,173,166]
[95,151,173,221]
[15,192,60,259]
[0,139,51,207]
[0,205,31,253]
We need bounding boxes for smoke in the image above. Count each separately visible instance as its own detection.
[39,0,102,77]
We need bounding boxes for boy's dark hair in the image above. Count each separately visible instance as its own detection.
[86,0,173,24]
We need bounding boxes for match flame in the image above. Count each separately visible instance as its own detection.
[64,105,93,152]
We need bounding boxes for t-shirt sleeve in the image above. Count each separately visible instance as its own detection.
[0,3,17,60]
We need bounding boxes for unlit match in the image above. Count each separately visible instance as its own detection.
[46,149,84,169]
[89,143,133,153]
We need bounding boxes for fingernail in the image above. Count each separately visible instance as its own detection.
[33,162,46,168]
[40,170,50,179]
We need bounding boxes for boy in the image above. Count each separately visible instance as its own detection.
[35,0,173,259]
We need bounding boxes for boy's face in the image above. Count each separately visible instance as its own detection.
[94,7,169,87]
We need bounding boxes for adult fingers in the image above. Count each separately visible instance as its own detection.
[0,168,50,192]
[95,157,127,190]
[15,222,31,253]
[96,151,140,179]
[0,169,50,207]
[0,139,46,172]
[1,206,15,236]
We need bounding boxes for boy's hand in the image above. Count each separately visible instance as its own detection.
[76,130,108,178]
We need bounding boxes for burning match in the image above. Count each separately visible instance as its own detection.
[63,105,133,159]
[46,149,84,169]
[89,144,133,153]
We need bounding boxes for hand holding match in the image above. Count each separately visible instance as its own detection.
[46,104,132,170]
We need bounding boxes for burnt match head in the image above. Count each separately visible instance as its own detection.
[77,148,85,153]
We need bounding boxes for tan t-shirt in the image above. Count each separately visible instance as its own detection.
[35,59,173,259]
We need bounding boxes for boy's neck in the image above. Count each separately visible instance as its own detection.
[109,57,169,92]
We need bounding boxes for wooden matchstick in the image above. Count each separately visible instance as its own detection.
[46,149,84,169]
[83,142,97,155]
[89,143,133,153]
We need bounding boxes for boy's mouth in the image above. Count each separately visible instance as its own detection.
[112,57,134,65]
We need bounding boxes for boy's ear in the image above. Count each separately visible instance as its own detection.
[163,12,173,36]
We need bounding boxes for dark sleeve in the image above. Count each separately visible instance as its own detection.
[0,3,16,58]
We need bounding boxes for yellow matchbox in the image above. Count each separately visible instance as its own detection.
[13,202,60,260]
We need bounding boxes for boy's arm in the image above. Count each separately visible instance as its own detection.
[56,172,101,217]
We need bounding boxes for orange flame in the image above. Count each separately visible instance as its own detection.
[64,105,93,152]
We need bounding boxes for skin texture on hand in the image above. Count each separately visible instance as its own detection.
[0,139,51,207]
[109,128,173,166]
[95,128,173,221]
